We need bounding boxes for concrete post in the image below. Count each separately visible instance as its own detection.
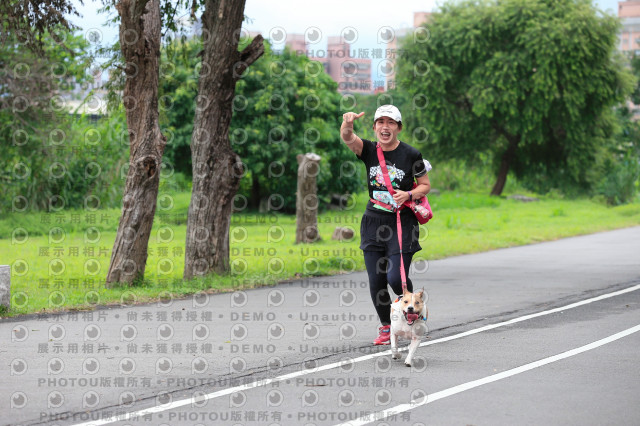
[0,265,10,310]
[295,153,322,244]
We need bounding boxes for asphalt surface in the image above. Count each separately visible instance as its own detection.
[2,226,640,426]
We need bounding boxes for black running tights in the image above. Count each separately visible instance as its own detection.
[363,250,414,326]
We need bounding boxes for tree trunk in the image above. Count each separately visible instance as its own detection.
[183,0,264,279]
[295,153,322,243]
[251,174,260,210]
[490,133,520,196]
[106,0,166,286]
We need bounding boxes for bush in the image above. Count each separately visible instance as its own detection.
[0,111,128,212]
[597,153,640,205]
[426,158,526,195]
[159,171,191,193]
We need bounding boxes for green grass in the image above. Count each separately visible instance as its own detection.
[1,190,640,317]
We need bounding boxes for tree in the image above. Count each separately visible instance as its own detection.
[0,31,99,211]
[0,4,127,213]
[160,41,362,212]
[105,0,167,286]
[598,51,640,205]
[230,45,360,212]
[398,0,634,196]
[183,0,264,278]
[0,0,80,53]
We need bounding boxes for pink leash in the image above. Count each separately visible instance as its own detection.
[375,143,408,293]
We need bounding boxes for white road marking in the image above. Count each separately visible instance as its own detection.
[71,283,640,426]
[336,323,640,426]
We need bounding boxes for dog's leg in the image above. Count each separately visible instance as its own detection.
[390,331,401,359]
[404,337,420,367]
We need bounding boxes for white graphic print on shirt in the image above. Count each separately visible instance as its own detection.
[369,164,405,208]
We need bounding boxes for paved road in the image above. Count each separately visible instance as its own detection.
[2,227,640,425]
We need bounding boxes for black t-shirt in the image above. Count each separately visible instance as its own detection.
[356,139,427,215]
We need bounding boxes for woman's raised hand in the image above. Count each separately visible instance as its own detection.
[342,111,365,125]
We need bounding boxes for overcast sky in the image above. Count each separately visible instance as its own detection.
[70,0,621,84]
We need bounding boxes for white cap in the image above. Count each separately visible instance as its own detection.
[374,104,402,123]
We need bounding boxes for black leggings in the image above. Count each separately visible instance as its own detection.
[364,250,414,326]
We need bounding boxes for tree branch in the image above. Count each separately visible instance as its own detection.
[234,34,265,78]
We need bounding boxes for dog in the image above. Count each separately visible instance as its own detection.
[390,288,428,367]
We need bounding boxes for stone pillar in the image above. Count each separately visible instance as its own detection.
[295,153,322,243]
[0,265,10,310]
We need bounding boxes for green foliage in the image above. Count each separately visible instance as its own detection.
[597,54,640,206]
[1,110,129,212]
[0,30,128,212]
[397,0,635,196]
[157,39,200,175]
[160,39,363,211]
[597,152,639,205]
[0,0,80,54]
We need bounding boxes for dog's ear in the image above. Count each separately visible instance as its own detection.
[403,287,410,297]
[416,288,426,301]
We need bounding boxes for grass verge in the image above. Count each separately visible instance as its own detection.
[1,191,639,317]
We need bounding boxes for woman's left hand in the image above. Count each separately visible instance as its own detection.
[392,190,410,205]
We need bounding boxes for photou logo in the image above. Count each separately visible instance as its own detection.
[301,389,319,407]
[10,358,27,376]
[266,389,284,407]
[192,357,208,374]
[83,358,100,375]
[267,322,285,340]
[47,358,64,375]
[268,289,285,307]
[120,391,136,407]
[155,357,173,375]
[83,391,100,408]
[303,289,320,307]
[269,27,286,44]
[10,392,27,409]
[267,356,283,372]
[338,389,355,407]
[48,324,66,341]
[47,391,64,408]
[303,323,320,340]
[339,322,357,340]
[229,357,247,373]
[119,358,136,375]
[193,324,210,341]
[230,291,248,307]
[229,391,246,408]
[230,323,248,341]
[12,325,28,342]
[191,391,208,408]
[375,356,391,373]
[157,324,174,341]
[375,389,392,406]
[156,392,172,407]
[341,26,358,44]
[305,26,322,44]
[120,324,137,342]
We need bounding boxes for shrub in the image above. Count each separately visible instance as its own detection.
[597,153,640,205]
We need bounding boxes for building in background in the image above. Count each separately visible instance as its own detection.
[618,1,640,119]
[285,35,373,94]
[384,12,431,92]
[285,33,307,53]
[619,0,640,53]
